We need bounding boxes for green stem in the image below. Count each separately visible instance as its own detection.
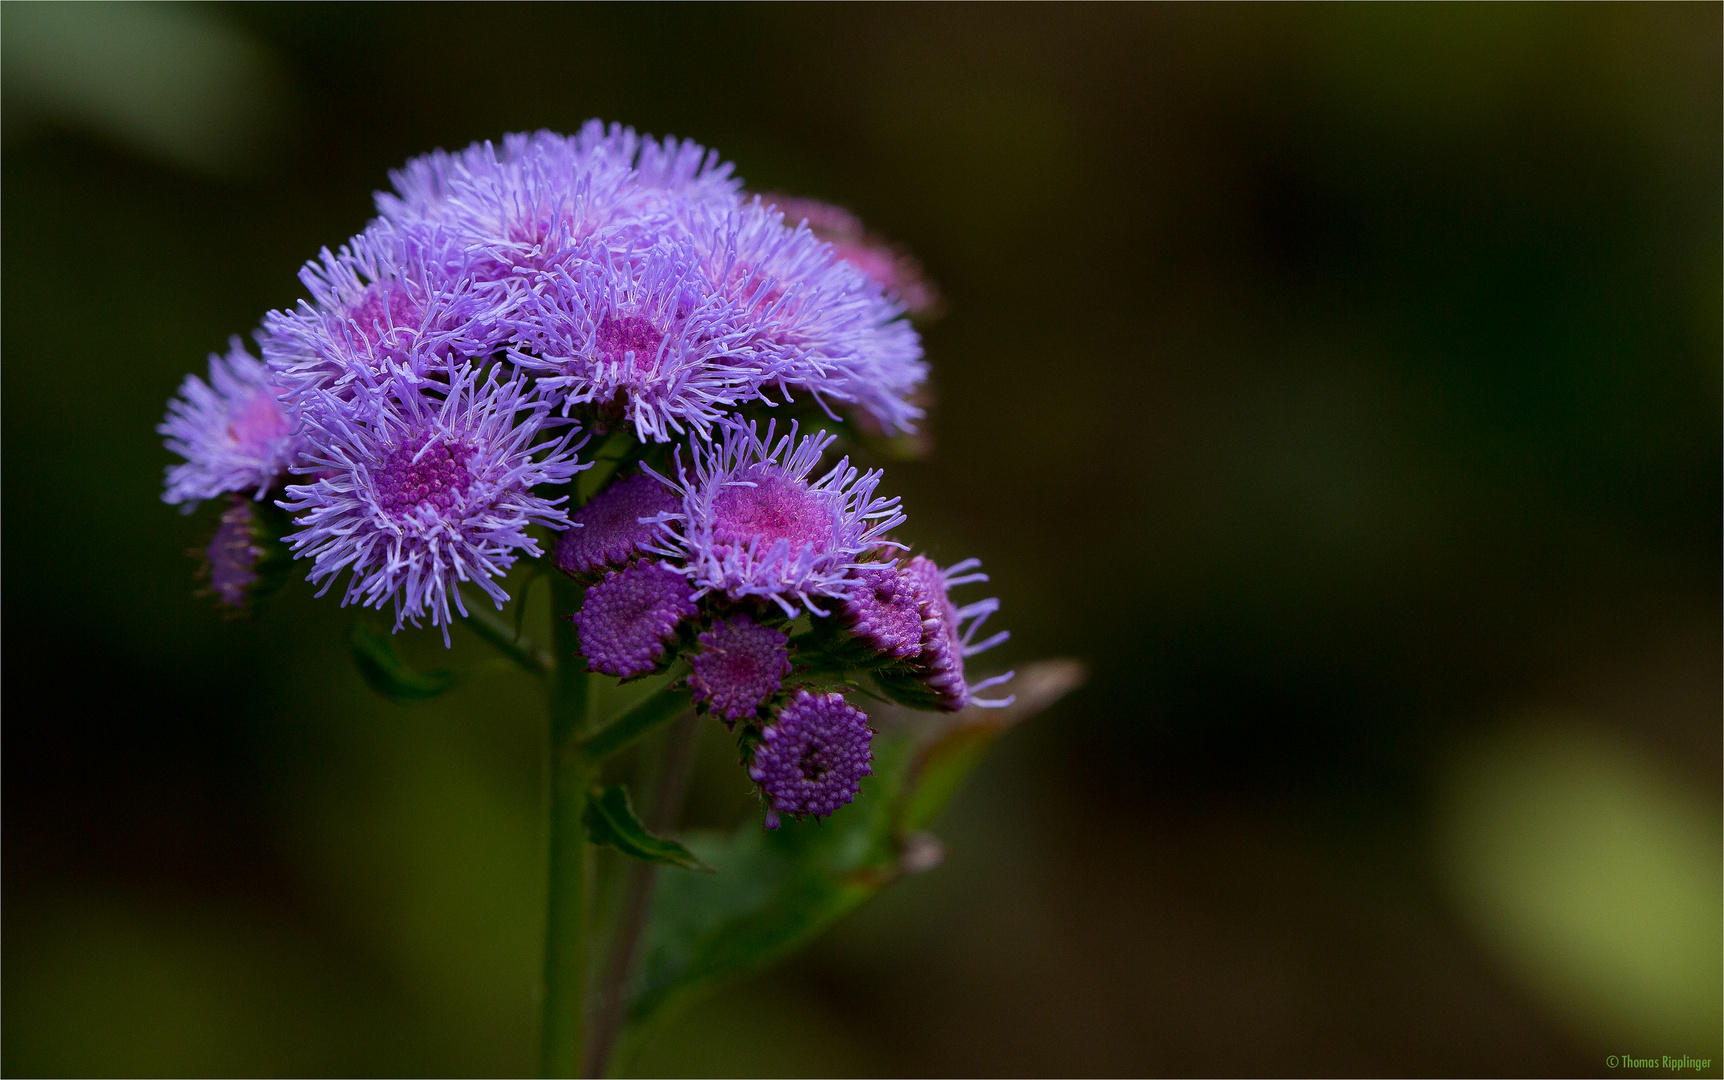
[461,600,554,678]
[541,573,591,1078]
[583,710,701,1078]
[575,675,692,766]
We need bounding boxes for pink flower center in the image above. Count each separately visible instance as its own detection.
[346,284,421,349]
[375,438,474,515]
[595,314,665,371]
[712,470,837,553]
[227,393,292,455]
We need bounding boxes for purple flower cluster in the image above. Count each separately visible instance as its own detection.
[160,122,1014,828]
[160,121,927,635]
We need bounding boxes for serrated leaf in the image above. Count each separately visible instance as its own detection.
[349,620,460,704]
[584,785,713,872]
[611,660,1085,1070]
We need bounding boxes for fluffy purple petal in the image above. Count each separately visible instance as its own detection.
[160,338,302,507]
[645,419,906,616]
[509,239,787,441]
[279,362,584,643]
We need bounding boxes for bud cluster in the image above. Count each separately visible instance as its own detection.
[558,423,1011,823]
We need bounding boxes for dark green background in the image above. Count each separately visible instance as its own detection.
[4,4,1719,1076]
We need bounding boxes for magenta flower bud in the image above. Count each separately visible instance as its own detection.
[749,689,873,828]
[570,560,698,678]
[556,472,680,576]
[203,496,267,609]
[687,614,793,722]
[905,555,1014,711]
[840,563,924,660]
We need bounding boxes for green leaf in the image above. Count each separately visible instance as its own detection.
[584,784,713,872]
[897,720,1002,832]
[790,615,900,673]
[610,660,1087,1070]
[349,620,460,704]
[870,666,950,710]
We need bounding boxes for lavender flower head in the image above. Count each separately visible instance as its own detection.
[906,555,1015,711]
[555,471,679,576]
[749,689,874,829]
[160,339,301,507]
[679,199,928,435]
[374,124,740,286]
[647,420,905,616]
[687,614,793,721]
[373,129,638,284]
[279,363,583,642]
[571,560,698,677]
[259,224,512,401]
[510,240,785,442]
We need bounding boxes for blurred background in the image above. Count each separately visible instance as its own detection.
[3,4,1719,1076]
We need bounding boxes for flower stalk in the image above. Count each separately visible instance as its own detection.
[461,601,554,678]
[584,710,702,1077]
[541,573,592,1079]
